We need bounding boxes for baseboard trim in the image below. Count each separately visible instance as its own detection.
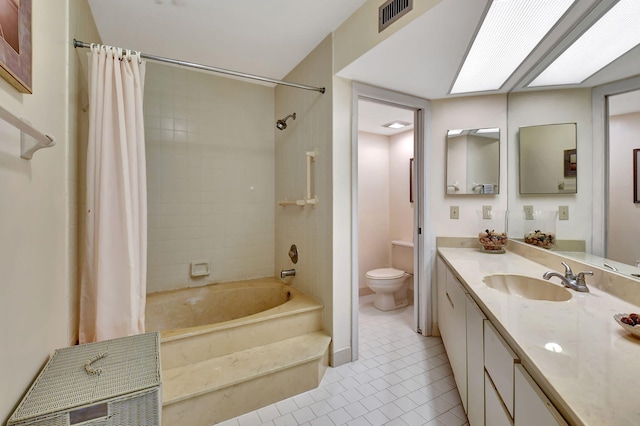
[332,347,352,367]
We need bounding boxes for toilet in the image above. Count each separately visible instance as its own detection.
[365,240,414,311]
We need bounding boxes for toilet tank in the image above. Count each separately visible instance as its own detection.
[391,240,414,272]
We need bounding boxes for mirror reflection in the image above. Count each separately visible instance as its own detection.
[519,123,577,194]
[446,128,500,195]
[607,89,640,268]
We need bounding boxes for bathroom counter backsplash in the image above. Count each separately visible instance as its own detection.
[438,245,640,426]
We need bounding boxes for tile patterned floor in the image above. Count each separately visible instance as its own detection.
[218,295,469,426]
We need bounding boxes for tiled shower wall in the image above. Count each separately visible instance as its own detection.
[144,63,275,293]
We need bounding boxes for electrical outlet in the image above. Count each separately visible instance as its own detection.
[559,205,569,220]
[450,206,459,219]
[482,205,492,219]
[524,205,534,220]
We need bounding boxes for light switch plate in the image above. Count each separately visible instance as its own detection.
[559,205,569,220]
[524,205,534,220]
[450,206,459,219]
[482,205,492,219]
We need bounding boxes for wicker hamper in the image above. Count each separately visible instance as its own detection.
[7,332,161,426]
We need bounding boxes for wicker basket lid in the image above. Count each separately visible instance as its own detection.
[8,332,161,424]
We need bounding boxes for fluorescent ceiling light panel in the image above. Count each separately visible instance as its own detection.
[451,0,574,94]
[529,0,640,87]
[383,121,411,129]
[475,127,500,134]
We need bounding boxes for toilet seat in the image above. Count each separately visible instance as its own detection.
[366,268,404,280]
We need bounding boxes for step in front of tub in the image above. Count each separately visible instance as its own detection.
[160,300,323,371]
[161,331,331,426]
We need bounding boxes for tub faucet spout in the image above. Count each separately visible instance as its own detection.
[281,268,296,279]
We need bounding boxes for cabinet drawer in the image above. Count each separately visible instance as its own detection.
[484,321,518,417]
[515,364,568,426]
[485,371,513,426]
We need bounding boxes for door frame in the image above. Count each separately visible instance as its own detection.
[351,82,432,361]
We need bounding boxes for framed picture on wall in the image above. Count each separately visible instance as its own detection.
[634,149,640,203]
[0,0,32,93]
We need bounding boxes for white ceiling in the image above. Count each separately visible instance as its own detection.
[337,0,640,99]
[86,0,640,132]
[358,100,414,136]
[87,0,368,80]
[609,89,640,116]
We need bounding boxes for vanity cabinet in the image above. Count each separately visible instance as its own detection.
[514,365,568,426]
[437,253,568,426]
[485,371,513,426]
[484,321,518,417]
[437,256,482,420]
[439,258,468,411]
[466,294,486,426]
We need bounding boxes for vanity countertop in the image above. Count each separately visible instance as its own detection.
[438,247,640,426]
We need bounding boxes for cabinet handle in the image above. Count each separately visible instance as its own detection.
[446,291,454,308]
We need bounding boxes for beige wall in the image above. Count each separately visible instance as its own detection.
[0,0,95,421]
[389,130,414,242]
[333,0,442,73]
[70,0,100,350]
[331,74,353,365]
[357,129,414,290]
[430,95,508,237]
[357,131,390,289]
[144,63,275,293]
[508,89,593,249]
[608,111,640,265]
[274,35,335,359]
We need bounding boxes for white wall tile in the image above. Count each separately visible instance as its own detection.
[145,62,275,292]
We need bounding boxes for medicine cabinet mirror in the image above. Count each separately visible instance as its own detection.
[519,123,577,194]
[446,128,500,195]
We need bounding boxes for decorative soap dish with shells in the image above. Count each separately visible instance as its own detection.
[614,313,640,339]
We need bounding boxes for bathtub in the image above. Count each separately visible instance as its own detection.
[145,277,324,371]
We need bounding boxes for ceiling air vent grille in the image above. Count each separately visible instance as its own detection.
[379,0,413,33]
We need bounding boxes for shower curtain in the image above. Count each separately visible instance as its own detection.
[80,44,147,343]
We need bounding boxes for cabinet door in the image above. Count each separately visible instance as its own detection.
[446,271,468,412]
[466,295,486,426]
[485,371,513,426]
[484,321,518,417]
[514,365,568,426]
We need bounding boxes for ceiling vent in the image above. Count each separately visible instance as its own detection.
[379,0,413,32]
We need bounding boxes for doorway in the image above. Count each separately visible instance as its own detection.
[350,83,431,361]
[357,98,415,327]
[607,89,640,266]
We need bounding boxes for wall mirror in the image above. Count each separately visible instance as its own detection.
[446,128,500,195]
[519,123,577,194]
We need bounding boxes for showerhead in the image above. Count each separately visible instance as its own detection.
[276,113,296,130]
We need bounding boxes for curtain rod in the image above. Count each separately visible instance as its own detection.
[73,39,325,94]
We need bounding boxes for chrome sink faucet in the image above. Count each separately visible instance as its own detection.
[543,261,593,292]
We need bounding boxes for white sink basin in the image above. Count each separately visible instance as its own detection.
[483,274,572,302]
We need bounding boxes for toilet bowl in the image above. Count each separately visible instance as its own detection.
[365,268,410,311]
[365,240,414,311]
